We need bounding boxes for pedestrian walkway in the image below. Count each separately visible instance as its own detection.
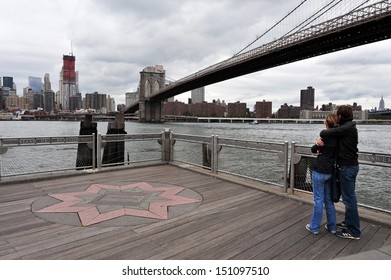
[0,165,390,259]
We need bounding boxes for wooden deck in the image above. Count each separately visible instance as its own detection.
[0,164,390,260]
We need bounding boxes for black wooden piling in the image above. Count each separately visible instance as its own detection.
[102,113,127,166]
[76,114,97,169]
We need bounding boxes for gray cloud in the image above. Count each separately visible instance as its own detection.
[1,0,389,113]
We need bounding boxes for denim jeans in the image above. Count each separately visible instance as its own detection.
[339,165,360,237]
[309,171,337,233]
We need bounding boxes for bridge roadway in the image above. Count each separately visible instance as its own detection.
[164,116,391,124]
[0,164,390,260]
[124,2,391,114]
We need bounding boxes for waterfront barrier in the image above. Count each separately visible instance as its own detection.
[291,143,391,213]
[1,129,390,213]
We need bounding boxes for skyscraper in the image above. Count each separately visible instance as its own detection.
[2,76,14,89]
[300,86,315,110]
[44,73,52,91]
[28,76,43,93]
[191,87,205,104]
[379,95,385,110]
[59,54,78,110]
[43,91,55,113]
[85,92,107,112]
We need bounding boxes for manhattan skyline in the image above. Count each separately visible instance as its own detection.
[1,0,390,113]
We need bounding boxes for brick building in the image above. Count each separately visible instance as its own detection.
[227,102,247,117]
[255,100,272,118]
[276,103,301,118]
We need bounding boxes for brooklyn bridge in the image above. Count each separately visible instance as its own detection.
[123,0,391,122]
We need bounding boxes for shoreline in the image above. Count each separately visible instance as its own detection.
[1,118,390,125]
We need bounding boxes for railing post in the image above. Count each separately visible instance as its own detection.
[162,128,172,162]
[283,141,289,193]
[92,133,96,170]
[290,141,296,194]
[97,134,102,169]
[211,135,218,174]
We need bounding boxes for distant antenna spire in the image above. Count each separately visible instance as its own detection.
[70,41,73,56]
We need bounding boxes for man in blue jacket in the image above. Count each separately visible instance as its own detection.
[318,105,360,240]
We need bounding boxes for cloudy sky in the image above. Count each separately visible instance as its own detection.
[1,0,389,112]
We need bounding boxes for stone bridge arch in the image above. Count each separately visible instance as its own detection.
[139,65,166,122]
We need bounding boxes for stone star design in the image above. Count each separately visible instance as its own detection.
[37,182,200,226]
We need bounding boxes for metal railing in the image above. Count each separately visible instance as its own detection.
[291,142,391,213]
[0,135,95,178]
[1,130,390,213]
[215,137,288,190]
[98,133,163,168]
[171,134,289,189]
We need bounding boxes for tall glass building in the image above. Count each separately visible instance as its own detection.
[2,76,14,89]
[28,76,43,93]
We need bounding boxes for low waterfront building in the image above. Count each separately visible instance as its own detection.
[164,101,225,117]
[276,103,301,118]
[301,109,369,120]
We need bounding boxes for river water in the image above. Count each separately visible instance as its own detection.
[1,120,390,152]
[1,120,390,210]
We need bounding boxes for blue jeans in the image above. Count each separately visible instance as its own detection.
[309,171,337,233]
[339,165,360,237]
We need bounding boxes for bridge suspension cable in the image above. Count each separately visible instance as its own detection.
[284,0,343,37]
[232,0,308,57]
[234,0,383,57]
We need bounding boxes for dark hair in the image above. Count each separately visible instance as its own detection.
[336,105,353,123]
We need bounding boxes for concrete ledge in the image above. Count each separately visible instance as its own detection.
[336,245,391,260]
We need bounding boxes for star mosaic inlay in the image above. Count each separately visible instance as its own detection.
[36,182,201,226]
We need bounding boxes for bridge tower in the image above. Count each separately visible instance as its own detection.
[139,65,166,123]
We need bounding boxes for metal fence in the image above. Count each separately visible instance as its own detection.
[1,130,390,213]
[0,135,95,178]
[98,133,163,168]
[291,142,391,213]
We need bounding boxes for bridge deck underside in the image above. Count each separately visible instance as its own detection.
[124,13,391,114]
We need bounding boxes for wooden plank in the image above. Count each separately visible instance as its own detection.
[189,204,312,260]
[360,226,391,251]
[133,190,264,234]
[0,165,390,260]
[168,200,302,260]
[139,195,288,260]
[85,193,277,260]
[335,222,379,258]
[231,206,313,260]
[23,227,137,260]
[1,227,118,260]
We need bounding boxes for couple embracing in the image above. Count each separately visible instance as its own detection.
[306,105,360,240]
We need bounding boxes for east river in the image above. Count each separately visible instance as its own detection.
[1,120,390,211]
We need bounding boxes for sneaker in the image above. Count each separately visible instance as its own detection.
[336,229,360,240]
[325,224,336,234]
[337,221,348,229]
[306,224,319,235]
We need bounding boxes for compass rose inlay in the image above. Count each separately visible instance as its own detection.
[33,182,202,226]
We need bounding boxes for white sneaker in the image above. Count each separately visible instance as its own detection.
[325,224,336,234]
[306,224,319,235]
